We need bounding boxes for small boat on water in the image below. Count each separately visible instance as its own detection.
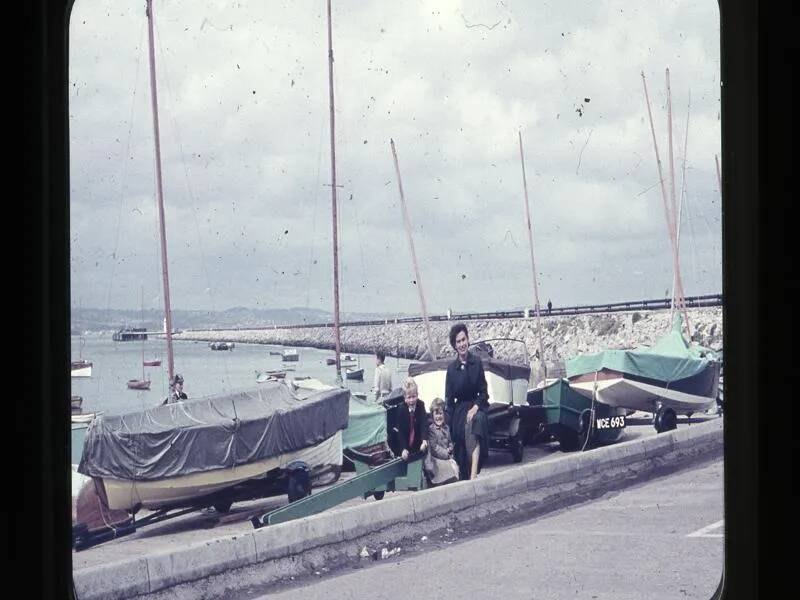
[72,411,102,424]
[325,357,337,365]
[210,341,235,351]
[71,395,83,411]
[127,378,151,390]
[143,359,162,367]
[255,369,287,383]
[345,367,364,381]
[112,327,147,342]
[269,351,282,356]
[71,360,93,378]
[282,349,300,362]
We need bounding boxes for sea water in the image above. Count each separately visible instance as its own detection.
[70,334,413,417]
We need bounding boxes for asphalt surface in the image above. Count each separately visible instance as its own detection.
[240,458,724,600]
[71,412,720,572]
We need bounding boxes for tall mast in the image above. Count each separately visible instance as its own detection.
[671,90,691,317]
[390,139,437,361]
[146,0,175,384]
[641,70,690,337]
[665,69,691,336]
[518,131,547,379]
[326,0,343,383]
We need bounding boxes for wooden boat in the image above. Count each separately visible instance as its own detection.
[143,359,162,367]
[345,367,364,381]
[210,341,235,351]
[77,383,349,513]
[408,339,539,462]
[255,369,287,383]
[127,378,151,390]
[126,288,152,391]
[566,315,720,432]
[71,360,93,378]
[282,349,300,362]
[74,3,351,540]
[326,357,337,365]
[269,351,281,356]
[72,411,102,424]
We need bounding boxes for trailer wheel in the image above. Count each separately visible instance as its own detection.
[213,501,232,513]
[510,434,524,462]
[287,465,312,502]
[558,428,579,452]
[654,406,677,433]
[373,491,385,501]
[576,410,593,450]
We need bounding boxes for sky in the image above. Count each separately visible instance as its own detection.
[69,0,722,316]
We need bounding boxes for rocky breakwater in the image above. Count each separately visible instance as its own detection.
[175,307,722,380]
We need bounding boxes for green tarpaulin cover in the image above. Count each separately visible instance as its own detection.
[342,395,387,449]
[566,314,718,383]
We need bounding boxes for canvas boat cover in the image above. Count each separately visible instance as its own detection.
[77,381,350,481]
[342,395,388,450]
[566,314,719,383]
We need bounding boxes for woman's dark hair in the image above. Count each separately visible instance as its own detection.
[449,322,468,349]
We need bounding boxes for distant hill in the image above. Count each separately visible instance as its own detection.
[70,307,415,334]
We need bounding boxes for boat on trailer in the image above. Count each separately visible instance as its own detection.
[407,339,541,463]
[76,381,349,521]
[566,314,720,432]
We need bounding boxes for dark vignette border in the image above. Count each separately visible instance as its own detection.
[23,0,764,598]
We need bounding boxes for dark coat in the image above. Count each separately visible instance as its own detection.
[444,350,490,478]
[391,401,428,454]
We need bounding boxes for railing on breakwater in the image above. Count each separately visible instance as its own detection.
[182,293,723,333]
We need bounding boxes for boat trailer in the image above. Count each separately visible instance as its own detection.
[252,448,425,528]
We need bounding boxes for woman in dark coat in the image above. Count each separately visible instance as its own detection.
[445,323,490,480]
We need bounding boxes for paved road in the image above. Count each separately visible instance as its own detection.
[241,458,723,600]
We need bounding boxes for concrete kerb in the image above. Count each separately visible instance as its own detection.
[146,532,258,593]
[73,417,723,599]
[73,557,150,600]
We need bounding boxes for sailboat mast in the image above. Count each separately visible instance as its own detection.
[389,139,437,361]
[518,131,547,379]
[665,70,691,336]
[671,91,691,318]
[146,0,175,384]
[326,0,343,383]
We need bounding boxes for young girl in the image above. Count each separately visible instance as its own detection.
[423,397,460,486]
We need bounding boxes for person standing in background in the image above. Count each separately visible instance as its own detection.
[373,350,393,401]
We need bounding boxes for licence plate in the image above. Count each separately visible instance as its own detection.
[595,415,626,430]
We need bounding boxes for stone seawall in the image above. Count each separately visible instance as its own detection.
[174,307,722,378]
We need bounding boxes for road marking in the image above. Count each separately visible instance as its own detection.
[686,519,724,538]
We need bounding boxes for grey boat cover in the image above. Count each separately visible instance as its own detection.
[77,382,350,481]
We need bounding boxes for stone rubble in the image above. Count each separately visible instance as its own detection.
[174,307,722,379]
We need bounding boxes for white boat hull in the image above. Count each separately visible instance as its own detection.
[102,430,343,511]
[409,368,529,412]
[569,377,717,414]
[71,365,92,378]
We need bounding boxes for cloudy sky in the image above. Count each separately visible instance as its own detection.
[69,0,721,317]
